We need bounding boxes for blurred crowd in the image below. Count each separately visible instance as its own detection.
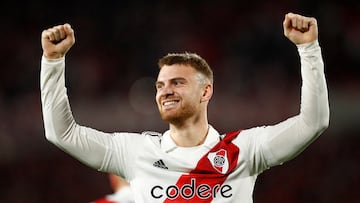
[0,0,359,202]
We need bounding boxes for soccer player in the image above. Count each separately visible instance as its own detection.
[40,13,329,202]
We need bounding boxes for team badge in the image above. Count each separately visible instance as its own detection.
[207,149,229,174]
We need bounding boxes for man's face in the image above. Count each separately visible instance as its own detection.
[155,64,205,124]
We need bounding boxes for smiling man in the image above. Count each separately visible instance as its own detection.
[155,55,213,147]
[40,13,329,202]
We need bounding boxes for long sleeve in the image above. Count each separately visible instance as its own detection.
[40,56,116,170]
[258,40,330,168]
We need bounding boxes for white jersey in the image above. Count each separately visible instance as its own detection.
[40,41,329,203]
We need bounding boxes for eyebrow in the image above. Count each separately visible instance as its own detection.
[155,77,187,85]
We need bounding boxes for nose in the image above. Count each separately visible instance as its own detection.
[158,84,174,98]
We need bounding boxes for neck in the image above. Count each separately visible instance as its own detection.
[168,115,209,147]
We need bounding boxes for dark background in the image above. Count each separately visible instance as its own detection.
[0,0,359,202]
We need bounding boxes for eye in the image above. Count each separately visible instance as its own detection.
[174,79,186,86]
[155,83,163,90]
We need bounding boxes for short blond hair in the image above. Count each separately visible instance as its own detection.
[158,52,213,84]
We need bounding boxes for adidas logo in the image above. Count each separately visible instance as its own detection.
[153,159,168,169]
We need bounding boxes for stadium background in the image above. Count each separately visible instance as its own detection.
[0,0,359,202]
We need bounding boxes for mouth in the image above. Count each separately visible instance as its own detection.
[162,99,180,109]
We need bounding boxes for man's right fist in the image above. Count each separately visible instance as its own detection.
[41,23,75,59]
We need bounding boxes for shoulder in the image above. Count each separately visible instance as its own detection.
[113,131,162,138]
[241,126,267,135]
[142,131,163,148]
[113,131,163,143]
[141,131,163,137]
[231,126,267,143]
[111,131,163,149]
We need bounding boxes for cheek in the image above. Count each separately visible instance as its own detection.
[155,92,161,105]
[190,88,203,102]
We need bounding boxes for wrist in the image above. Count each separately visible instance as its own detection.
[42,55,65,63]
[43,52,65,60]
[296,40,320,52]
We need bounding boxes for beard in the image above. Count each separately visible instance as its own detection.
[158,101,198,125]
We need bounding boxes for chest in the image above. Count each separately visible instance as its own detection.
[130,135,248,202]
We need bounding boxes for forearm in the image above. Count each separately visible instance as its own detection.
[40,56,108,169]
[263,40,329,166]
[298,40,329,131]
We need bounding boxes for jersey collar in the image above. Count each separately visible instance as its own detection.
[161,125,220,153]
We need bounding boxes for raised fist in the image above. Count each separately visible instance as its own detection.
[283,13,318,45]
[41,23,75,59]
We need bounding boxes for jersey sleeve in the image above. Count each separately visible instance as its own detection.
[263,40,329,167]
[240,40,329,173]
[40,56,136,176]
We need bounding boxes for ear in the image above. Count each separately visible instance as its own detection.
[200,83,213,102]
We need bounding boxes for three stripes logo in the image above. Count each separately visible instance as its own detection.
[153,159,168,169]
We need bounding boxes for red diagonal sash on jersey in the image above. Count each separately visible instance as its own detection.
[164,130,240,202]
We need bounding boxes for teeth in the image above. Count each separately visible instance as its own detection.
[163,101,177,106]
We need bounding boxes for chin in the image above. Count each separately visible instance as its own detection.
[160,113,178,122]
[160,111,182,123]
